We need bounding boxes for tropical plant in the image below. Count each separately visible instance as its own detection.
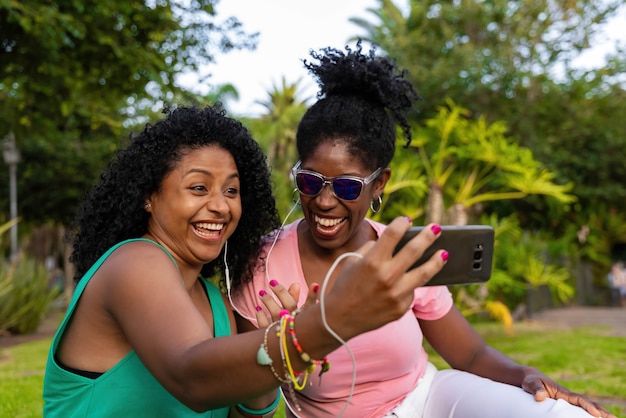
[409,100,576,225]
[348,0,626,284]
[370,154,429,223]
[1,220,61,335]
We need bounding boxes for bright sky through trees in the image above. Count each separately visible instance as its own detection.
[178,0,624,117]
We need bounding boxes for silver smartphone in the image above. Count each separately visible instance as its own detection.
[393,225,494,286]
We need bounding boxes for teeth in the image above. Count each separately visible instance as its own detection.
[195,222,224,231]
[315,215,344,227]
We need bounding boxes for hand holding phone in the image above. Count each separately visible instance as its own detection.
[393,225,494,286]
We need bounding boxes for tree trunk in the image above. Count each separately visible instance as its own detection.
[426,183,444,225]
[449,203,469,226]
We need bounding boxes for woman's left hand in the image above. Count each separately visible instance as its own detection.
[522,369,617,418]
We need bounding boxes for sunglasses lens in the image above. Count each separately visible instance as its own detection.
[296,172,324,196]
[332,178,363,201]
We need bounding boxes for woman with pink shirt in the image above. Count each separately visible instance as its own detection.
[232,42,614,418]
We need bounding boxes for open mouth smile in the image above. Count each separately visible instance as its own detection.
[193,222,224,238]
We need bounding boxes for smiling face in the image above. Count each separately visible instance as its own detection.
[145,145,241,268]
[298,140,389,253]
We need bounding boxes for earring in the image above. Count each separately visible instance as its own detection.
[291,188,301,205]
[370,196,382,213]
[144,202,151,209]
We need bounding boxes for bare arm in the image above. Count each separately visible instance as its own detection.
[420,306,615,418]
[420,306,528,384]
[100,217,446,411]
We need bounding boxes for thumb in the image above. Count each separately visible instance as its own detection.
[522,377,549,401]
[301,283,320,310]
[287,282,301,305]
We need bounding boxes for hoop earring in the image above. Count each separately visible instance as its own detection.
[291,188,301,205]
[370,196,382,213]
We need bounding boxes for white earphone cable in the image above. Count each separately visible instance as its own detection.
[228,197,301,322]
[226,194,360,417]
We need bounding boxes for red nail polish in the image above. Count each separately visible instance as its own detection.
[255,305,262,312]
[441,251,449,262]
[431,224,441,235]
[279,309,290,317]
[312,283,320,293]
[269,279,278,287]
[259,290,267,297]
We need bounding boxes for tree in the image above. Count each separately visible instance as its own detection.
[245,78,309,218]
[351,0,623,119]
[0,0,258,225]
[351,0,626,227]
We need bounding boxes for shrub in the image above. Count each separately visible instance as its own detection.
[0,255,61,335]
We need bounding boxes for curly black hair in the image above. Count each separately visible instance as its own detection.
[297,40,420,170]
[68,105,281,290]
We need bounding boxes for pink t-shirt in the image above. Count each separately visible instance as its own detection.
[232,219,453,418]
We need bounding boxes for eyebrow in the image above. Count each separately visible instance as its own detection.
[184,168,240,180]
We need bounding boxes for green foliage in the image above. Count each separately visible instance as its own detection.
[244,78,308,219]
[352,0,626,227]
[0,256,60,335]
[548,208,626,285]
[370,152,429,223]
[353,0,623,120]
[0,0,258,225]
[480,213,574,309]
[383,100,575,226]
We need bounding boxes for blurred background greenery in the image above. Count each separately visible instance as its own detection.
[1,0,626,398]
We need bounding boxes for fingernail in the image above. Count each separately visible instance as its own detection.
[312,283,320,293]
[441,251,449,262]
[279,309,290,317]
[404,216,412,223]
[255,305,262,312]
[269,279,278,287]
[259,290,267,297]
[431,224,441,235]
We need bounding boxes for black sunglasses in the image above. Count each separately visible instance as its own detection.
[291,161,382,201]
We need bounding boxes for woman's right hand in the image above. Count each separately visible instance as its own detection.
[256,282,320,328]
[322,217,447,340]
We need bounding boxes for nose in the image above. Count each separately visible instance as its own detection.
[206,191,229,214]
[315,181,337,208]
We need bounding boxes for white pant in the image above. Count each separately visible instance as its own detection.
[385,363,597,418]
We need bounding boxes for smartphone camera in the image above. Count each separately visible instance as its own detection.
[472,244,484,270]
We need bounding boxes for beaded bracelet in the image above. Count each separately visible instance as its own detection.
[281,313,308,391]
[287,311,330,378]
[235,391,281,417]
[257,321,290,384]
[278,315,303,412]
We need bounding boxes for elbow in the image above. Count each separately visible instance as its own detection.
[168,374,227,412]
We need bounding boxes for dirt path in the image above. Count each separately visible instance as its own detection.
[531,306,626,336]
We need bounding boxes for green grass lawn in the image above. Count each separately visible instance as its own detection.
[1,322,624,417]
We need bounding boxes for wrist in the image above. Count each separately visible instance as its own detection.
[294,304,344,359]
[235,392,280,417]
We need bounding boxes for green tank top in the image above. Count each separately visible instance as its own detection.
[43,238,231,417]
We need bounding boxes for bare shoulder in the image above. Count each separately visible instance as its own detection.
[90,240,183,304]
[103,240,179,280]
